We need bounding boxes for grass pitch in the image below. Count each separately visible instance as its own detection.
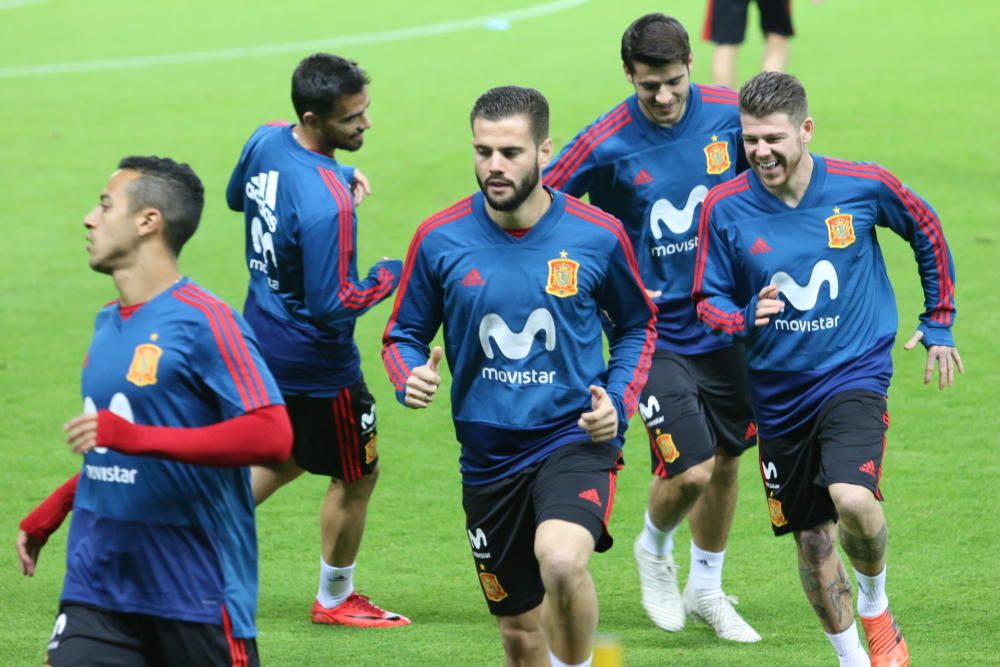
[1,0,998,664]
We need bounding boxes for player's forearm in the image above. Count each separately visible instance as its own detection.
[606,323,655,422]
[19,473,79,544]
[309,262,401,329]
[97,405,292,466]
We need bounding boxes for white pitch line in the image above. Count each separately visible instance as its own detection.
[0,0,50,9]
[0,0,588,79]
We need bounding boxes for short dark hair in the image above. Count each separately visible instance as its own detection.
[291,53,369,121]
[117,156,204,257]
[739,72,809,124]
[621,13,691,73]
[470,86,549,146]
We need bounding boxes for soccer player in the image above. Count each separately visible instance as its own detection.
[544,13,760,642]
[16,156,292,666]
[693,71,961,666]
[703,0,798,89]
[226,53,408,627]
[383,86,655,667]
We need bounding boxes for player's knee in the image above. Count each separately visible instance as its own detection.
[497,616,546,660]
[676,457,715,496]
[828,483,879,525]
[794,524,837,569]
[537,548,589,598]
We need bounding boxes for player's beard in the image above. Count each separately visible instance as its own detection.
[478,163,540,212]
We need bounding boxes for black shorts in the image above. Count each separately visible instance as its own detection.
[462,442,621,616]
[45,603,259,667]
[638,346,757,479]
[703,0,794,45]
[759,390,889,536]
[286,380,378,481]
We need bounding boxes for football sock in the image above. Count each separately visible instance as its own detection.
[549,652,592,667]
[317,558,355,609]
[825,622,871,667]
[688,543,725,591]
[639,510,676,557]
[855,566,889,618]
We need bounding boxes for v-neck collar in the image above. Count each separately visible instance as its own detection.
[626,83,701,142]
[114,277,189,326]
[472,187,566,245]
[748,154,828,213]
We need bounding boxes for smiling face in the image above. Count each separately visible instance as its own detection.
[82,169,143,274]
[472,114,551,213]
[741,111,814,192]
[306,87,371,154]
[625,59,691,127]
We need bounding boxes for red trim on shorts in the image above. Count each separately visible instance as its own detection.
[702,0,715,41]
[342,387,363,481]
[221,606,248,667]
[875,409,889,501]
[648,424,669,479]
[603,469,618,526]
[330,393,354,483]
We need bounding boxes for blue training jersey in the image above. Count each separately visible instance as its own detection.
[63,279,284,638]
[692,156,956,438]
[226,122,401,396]
[383,189,656,485]
[545,84,748,355]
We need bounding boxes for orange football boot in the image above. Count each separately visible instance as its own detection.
[311,593,411,628]
[861,609,909,667]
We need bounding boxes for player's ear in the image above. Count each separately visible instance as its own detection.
[622,62,634,84]
[800,116,814,146]
[134,207,162,239]
[687,52,694,75]
[301,110,319,130]
[538,137,553,168]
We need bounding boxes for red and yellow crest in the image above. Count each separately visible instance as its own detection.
[364,436,378,465]
[479,572,508,602]
[546,250,579,298]
[656,432,680,463]
[126,343,162,387]
[825,208,855,248]
[704,136,731,175]
[767,497,788,527]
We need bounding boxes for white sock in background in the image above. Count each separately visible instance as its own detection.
[316,558,355,608]
[639,510,676,557]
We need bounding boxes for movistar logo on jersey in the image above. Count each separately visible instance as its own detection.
[650,185,709,239]
[82,393,139,485]
[770,260,842,333]
[479,308,556,385]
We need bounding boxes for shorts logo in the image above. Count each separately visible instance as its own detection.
[638,395,660,422]
[770,260,839,311]
[744,421,758,442]
[546,250,579,298]
[858,459,877,478]
[654,430,680,463]
[767,497,788,527]
[650,185,708,239]
[825,208,856,249]
[126,343,162,387]
[479,309,556,360]
[478,569,508,602]
[360,405,375,431]
[704,136,731,175]
[578,488,602,507]
[468,528,488,550]
[364,435,378,464]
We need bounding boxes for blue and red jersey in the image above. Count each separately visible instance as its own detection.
[544,84,748,355]
[64,279,284,638]
[382,189,656,485]
[692,156,956,437]
[227,122,401,396]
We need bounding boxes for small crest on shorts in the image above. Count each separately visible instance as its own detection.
[767,497,788,527]
[479,572,508,602]
[825,208,855,248]
[655,431,680,464]
[364,435,378,465]
[546,250,579,298]
[704,136,731,175]
[126,343,162,387]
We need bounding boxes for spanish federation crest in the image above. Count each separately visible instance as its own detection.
[126,343,162,387]
[703,136,731,175]
[479,571,508,602]
[546,250,579,298]
[825,208,855,248]
[364,435,378,465]
[655,431,680,464]
[767,497,788,527]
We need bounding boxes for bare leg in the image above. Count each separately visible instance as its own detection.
[829,482,887,576]
[688,452,739,552]
[794,521,855,634]
[711,44,741,88]
[761,33,790,73]
[251,457,304,506]
[647,457,714,532]
[496,606,549,667]
[321,466,379,567]
[535,519,597,665]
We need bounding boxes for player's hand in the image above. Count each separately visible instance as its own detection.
[754,284,784,326]
[578,386,618,443]
[352,169,372,207]
[16,529,43,577]
[644,288,662,299]
[405,346,443,408]
[903,329,964,390]
[64,413,99,454]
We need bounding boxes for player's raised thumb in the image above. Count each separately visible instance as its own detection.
[589,385,605,409]
[428,346,443,373]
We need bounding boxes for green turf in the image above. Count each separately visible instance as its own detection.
[1,0,998,664]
